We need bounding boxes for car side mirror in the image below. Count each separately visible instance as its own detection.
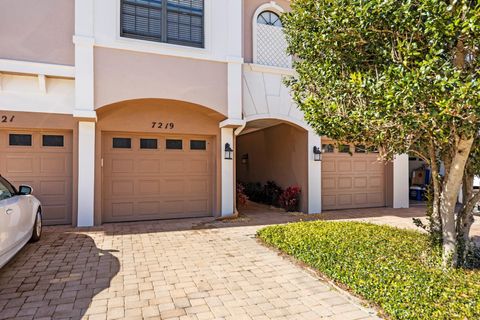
[18,185,33,195]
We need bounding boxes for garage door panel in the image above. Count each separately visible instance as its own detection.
[354,177,368,188]
[111,180,135,196]
[337,194,353,206]
[162,158,185,173]
[322,146,385,211]
[40,156,68,174]
[338,160,353,172]
[103,132,214,222]
[111,202,134,217]
[111,159,134,173]
[338,177,353,189]
[139,180,161,194]
[39,180,67,196]
[353,160,367,171]
[6,156,34,173]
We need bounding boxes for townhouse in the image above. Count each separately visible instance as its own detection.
[0,0,410,227]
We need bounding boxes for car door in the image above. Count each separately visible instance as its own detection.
[0,178,21,256]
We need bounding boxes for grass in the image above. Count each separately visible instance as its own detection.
[257,221,480,320]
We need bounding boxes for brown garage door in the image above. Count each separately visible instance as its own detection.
[0,130,73,225]
[102,132,215,223]
[322,143,385,210]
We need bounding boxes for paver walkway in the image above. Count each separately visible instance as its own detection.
[0,208,383,320]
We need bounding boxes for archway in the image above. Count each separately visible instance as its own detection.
[236,118,310,213]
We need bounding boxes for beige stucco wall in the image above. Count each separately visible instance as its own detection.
[243,0,291,63]
[236,123,308,212]
[94,48,229,116]
[0,0,75,65]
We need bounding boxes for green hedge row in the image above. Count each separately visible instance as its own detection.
[257,221,480,319]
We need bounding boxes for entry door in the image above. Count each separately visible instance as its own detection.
[102,133,215,222]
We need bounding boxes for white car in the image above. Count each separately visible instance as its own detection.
[0,175,42,268]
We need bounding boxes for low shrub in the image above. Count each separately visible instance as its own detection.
[279,186,301,212]
[257,221,480,320]
[236,182,248,208]
[264,181,283,206]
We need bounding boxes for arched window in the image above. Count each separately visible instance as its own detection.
[257,11,282,27]
[254,7,291,68]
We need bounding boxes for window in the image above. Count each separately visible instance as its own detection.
[257,11,282,27]
[140,138,158,149]
[43,135,64,147]
[166,139,183,150]
[190,140,206,150]
[322,144,334,153]
[9,134,32,146]
[354,145,366,153]
[113,138,132,149]
[121,0,204,48]
[255,8,291,68]
[0,177,15,201]
[339,144,350,153]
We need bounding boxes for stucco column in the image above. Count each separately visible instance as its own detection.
[77,121,96,226]
[221,127,235,217]
[393,154,410,208]
[308,130,322,213]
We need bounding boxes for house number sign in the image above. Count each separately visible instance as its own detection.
[151,122,175,129]
[1,115,15,123]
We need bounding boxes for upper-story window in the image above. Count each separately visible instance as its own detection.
[254,7,291,68]
[121,0,204,48]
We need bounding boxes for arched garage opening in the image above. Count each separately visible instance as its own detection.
[236,118,309,212]
[94,99,225,224]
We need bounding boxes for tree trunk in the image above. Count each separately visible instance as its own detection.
[439,137,474,267]
[456,174,478,265]
[428,143,442,240]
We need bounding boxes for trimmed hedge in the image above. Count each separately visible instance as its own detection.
[257,221,480,319]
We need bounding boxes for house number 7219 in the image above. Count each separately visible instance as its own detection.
[152,122,175,129]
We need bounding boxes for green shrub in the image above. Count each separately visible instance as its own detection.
[257,221,480,320]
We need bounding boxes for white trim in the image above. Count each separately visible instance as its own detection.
[244,114,311,132]
[220,118,246,128]
[252,1,288,66]
[248,63,295,76]
[221,127,235,217]
[77,121,96,227]
[393,154,410,208]
[308,131,322,213]
[37,75,47,94]
[0,59,75,78]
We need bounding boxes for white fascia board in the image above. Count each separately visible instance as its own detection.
[0,59,75,78]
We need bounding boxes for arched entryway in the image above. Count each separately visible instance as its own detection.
[94,99,226,224]
[236,117,318,213]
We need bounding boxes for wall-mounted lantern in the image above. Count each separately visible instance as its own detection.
[241,153,249,165]
[225,143,233,160]
[313,146,322,161]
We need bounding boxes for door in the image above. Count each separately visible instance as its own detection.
[322,142,386,210]
[102,132,215,222]
[0,130,73,225]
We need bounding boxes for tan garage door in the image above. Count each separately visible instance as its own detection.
[0,130,73,225]
[322,143,385,210]
[102,132,215,223]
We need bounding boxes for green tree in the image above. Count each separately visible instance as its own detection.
[283,0,480,267]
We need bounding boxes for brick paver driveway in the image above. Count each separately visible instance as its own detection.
[0,210,381,320]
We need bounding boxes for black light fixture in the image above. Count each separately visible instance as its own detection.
[241,153,249,165]
[313,146,322,161]
[225,143,233,160]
